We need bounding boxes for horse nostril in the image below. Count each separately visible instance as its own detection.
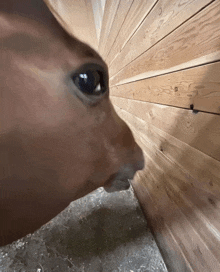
[103,156,145,193]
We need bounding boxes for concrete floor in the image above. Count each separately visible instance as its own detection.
[0,186,168,272]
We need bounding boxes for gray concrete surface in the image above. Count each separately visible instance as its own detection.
[0,186,168,272]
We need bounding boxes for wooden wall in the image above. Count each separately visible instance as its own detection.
[91,0,106,41]
[98,0,220,271]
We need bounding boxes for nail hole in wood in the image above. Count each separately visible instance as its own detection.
[190,104,199,114]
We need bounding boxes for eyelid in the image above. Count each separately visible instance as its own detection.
[72,63,108,81]
[70,62,109,105]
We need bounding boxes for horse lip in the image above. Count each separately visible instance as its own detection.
[104,178,131,193]
[103,172,132,193]
[103,173,118,187]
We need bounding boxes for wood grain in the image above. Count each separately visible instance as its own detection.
[110,62,220,114]
[134,169,220,272]
[104,0,157,64]
[114,106,220,193]
[108,0,214,73]
[91,0,104,41]
[134,138,220,271]
[111,96,220,161]
[109,0,220,85]
[100,0,134,60]
[133,180,194,272]
[98,0,120,56]
[114,106,220,271]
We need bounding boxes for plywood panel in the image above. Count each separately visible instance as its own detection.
[98,0,120,56]
[100,0,134,60]
[110,96,220,160]
[110,0,220,85]
[110,62,220,114]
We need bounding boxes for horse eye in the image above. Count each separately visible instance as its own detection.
[72,68,107,96]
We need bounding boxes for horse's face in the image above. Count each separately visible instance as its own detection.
[0,3,144,245]
[1,13,144,194]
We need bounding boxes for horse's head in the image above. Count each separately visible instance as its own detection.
[0,0,144,246]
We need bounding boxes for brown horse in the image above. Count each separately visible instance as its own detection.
[0,0,144,246]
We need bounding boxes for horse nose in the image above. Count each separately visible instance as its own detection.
[133,142,145,171]
[103,105,145,192]
[104,143,145,193]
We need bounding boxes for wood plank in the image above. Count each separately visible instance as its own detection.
[105,0,157,65]
[110,96,220,161]
[136,141,220,237]
[162,175,220,265]
[135,152,220,270]
[109,0,220,84]
[110,62,220,114]
[104,0,157,64]
[115,110,220,270]
[132,142,220,271]
[100,0,106,12]
[108,0,214,74]
[100,0,134,60]
[134,169,220,272]
[133,180,194,272]
[98,0,120,56]
[114,106,220,197]
[116,108,220,234]
[91,0,104,41]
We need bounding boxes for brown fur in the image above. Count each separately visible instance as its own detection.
[0,0,144,246]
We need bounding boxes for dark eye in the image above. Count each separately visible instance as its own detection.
[71,65,107,96]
